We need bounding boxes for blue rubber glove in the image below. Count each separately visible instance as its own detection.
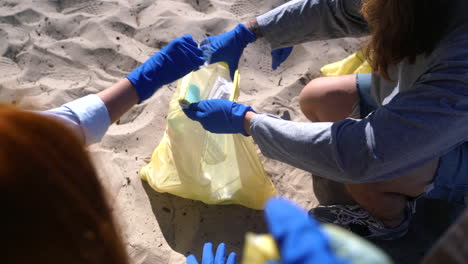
[183,99,254,136]
[187,242,237,264]
[271,47,293,70]
[201,24,256,80]
[127,34,205,102]
[265,198,346,264]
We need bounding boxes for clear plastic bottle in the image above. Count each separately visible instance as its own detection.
[200,35,213,67]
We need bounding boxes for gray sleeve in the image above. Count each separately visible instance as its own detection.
[251,114,348,181]
[251,45,468,184]
[251,114,365,183]
[257,0,368,49]
[251,91,465,184]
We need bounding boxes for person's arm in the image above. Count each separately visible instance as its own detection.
[243,111,256,135]
[43,35,204,145]
[250,25,468,183]
[43,94,111,145]
[250,54,468,184]
[192,26,468,183]
[203,0,367,75]
[97,78,139,123]
[255,0,368,49]
[41,80,139,145]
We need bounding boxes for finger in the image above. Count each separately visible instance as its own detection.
[182,46,205,66]
[178,37,204,57]
[183,103,200,120]
[182,38,203,52]
[271,47,293,70]
[188,102,200,111]
[183,108,197,120]
[188,102,209,120]
[265,197,320,240]
[227,62,238,80]
[264,198,333,263]
[186,255,199,264]
[184,44,204,57]
[184,108,206,121]
[182,34,198,47]
[202,242,214,264]
[214,243,227,263]
[265,198,310,229]
[226,252,237,264]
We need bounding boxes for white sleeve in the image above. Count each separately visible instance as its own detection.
[43,94,111,145]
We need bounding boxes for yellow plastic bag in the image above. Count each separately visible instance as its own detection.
[140,63,276,210]
[321,49,372,76]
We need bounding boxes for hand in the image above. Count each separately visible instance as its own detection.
[265,198,345,264]
[271,47,293,70]
[183,99,254,136]
[201,24,256,80]
[187,243,237,264]
[127,34,205,102]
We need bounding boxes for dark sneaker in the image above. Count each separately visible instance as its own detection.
[310,201,415,240]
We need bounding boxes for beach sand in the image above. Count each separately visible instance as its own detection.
[0,0,452,263]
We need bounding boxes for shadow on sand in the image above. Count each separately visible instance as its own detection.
[143,177,464,263]
[142,182,268,260]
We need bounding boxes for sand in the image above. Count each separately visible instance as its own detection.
[0,0,369,263]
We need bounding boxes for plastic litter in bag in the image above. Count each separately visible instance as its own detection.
[140,62,276,210]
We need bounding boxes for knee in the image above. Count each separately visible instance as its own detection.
[299,75,357,122]
[299,77,328,122]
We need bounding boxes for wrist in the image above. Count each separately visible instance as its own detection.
[243,111,256,136]
[126,63,162,103]
[231,102,255,136]
[243,19,263,38]
[237,23,257,44]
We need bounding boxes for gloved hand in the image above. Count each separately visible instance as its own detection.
[127,34,205,102]
[183,99,254,136]
[187,242,237,264]
[200,24,256,80]
[265,198,345,264]
[271,47,293,70]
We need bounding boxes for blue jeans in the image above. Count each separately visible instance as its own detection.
[356,73,468,206]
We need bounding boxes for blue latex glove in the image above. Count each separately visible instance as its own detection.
[201,24,256,80]
[127,34,205,102]
[183,99,254,136]
[265,198,346,264]
[187,242,237,264]
[271,47,293,70]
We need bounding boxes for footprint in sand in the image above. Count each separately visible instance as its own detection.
[227,0,259,18]
[55,0,117,15]
[0,28,9,56]
[5,8,43,24]
[0,57,21,79]
[107,20,136,39]
[185,0,214,13]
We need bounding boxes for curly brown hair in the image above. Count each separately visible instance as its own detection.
[0,106,129,264]
[361,0,449,80]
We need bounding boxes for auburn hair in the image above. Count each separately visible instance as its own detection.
[0,106,129,264]
[361,0,449,80]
